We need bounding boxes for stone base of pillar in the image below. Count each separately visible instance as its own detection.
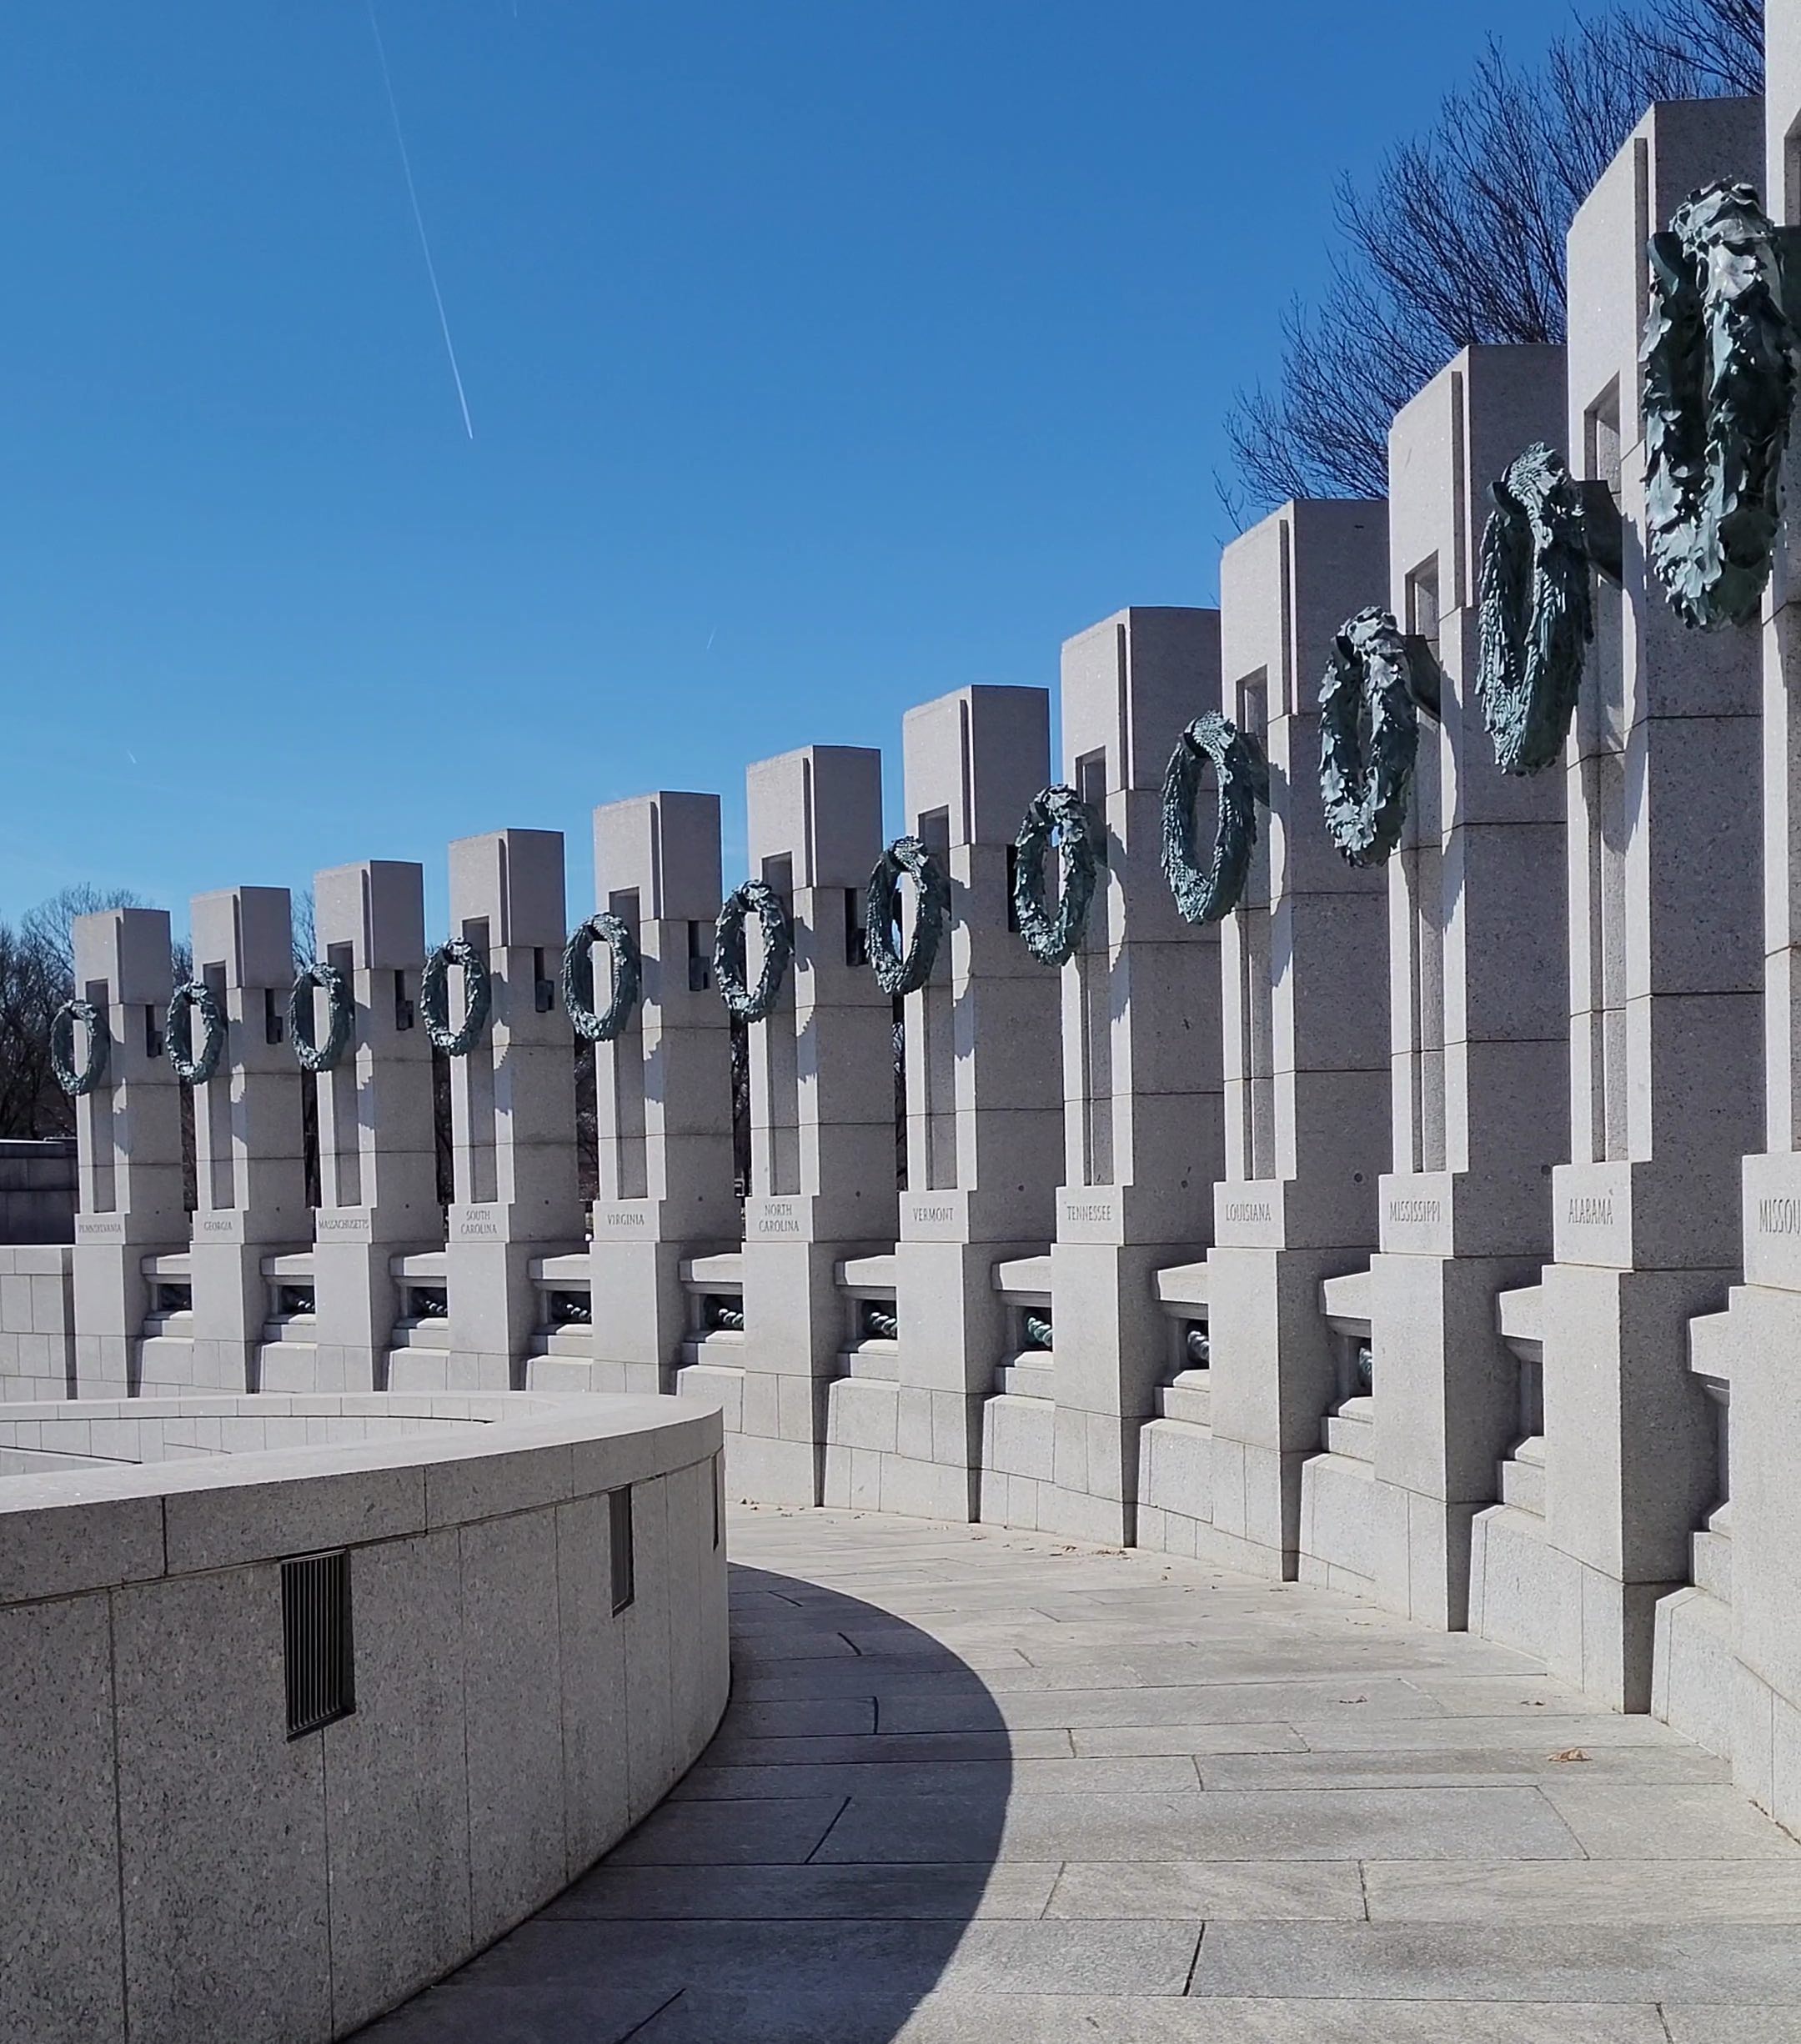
[73,1237,174,1398]
[735,1218,890,1506]
[0,1245,76,1401]
[823,1235,1041,1523]
[1469,1500,1674,1712]
[447,1220,580,1393]
[1202,1243,1347,1579]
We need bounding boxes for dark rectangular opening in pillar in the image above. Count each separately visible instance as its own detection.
[1404,557,1446,1173]
[1075,748,1112,1185]
[605,887,649,1201]
[915,804,957,1190]
[454,917,499,1205]
[1235,674,1276,1179]
[201,959,233,1210]
[84,979,117,1214]
[755,856,800,1197]
[1583,383,1628,1164]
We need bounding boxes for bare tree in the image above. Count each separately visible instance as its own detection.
[290,886,317,971]
[0,885,146,1139]
[1222,1,1763,510]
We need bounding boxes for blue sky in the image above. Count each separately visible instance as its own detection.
[0,0,1610,933]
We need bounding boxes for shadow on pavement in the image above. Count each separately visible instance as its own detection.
[354,1556,1012,2042]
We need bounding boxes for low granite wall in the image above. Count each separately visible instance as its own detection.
[0,1390,729,2044]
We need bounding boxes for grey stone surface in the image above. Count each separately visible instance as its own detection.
[361,1509,1801,2044]
[0,1596,124,2044]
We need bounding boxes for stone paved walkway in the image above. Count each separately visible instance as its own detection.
[364,1507,1801,2042]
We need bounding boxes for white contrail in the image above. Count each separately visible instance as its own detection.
[366,0,475,439]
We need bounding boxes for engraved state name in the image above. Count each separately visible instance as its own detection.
[1388,1198,1441,1224]
[1758,1196,1801,1235]
[1566,1196,1613,1225]
[909,1203,958,1224]
[1063,1202,1116,1224]
[1222,1200,1273,1224]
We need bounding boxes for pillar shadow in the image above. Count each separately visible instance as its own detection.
[355,1557,1012,2043]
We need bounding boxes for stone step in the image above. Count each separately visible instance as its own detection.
[384,1350,450,1392]
[845,1344,900,1382]
[1322,1395,1373,1460]
[1500,1453,1546,1515]
[389,1319,449,1349]
[1688,1306,1736,1387]
[1513,1433,1547,1466]
[1156,1370,1211,1426]
[994,1357,1054,1400]
[529,1327,594,1359]
[1693,1524,1733,1602]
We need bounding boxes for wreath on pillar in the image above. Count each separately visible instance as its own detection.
[714,879,793,1022]
[864,836,950,997]
[1319,606,1421,869]
[419,938,492,1057]
[1160,711,1270,924]
[1474,443,1597,776]
[166,979,226,1085]
[1011,784,1101,966]
[562,912,644,1042]
[1643,179,1797,631]
[288,960,354,1074]
[48,999,110,1096]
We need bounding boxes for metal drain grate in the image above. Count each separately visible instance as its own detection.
[282,1551,355,1739]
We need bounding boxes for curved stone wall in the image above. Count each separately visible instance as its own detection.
[0,1390,728,2044]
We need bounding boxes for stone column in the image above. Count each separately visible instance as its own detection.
[831,685,1062,1520]
[183,887,310,1393]
[736,745,894,1505]
[69,907,185,1397]
[1206,502,1390,1578]
[1359,345,1572,1627]
[1656,48,1801,1809]
[562,791,735,1397]
[1469,97,1764,1711]
[1033,608,1225,1546]
[441,829,583,1393]
[282,859,439,1394]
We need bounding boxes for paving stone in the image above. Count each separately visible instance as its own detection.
[1534,1783,1801,1861]
[1196,1744,1728,1789]
[670,1755,1201,1800]
[815,1785,1583,1864]
[626,1991,1672,2043]
[454,1917,1201,1998]
[1069,1724,1306,1758]
[602,1794,849,1866]
[1663,2011,1801,2043]
[697,1729,1071,1768]
[880,1676,1451,1735]
[1046,1860,1365,1921]
[1363,1861,1801,1924]
[1292,1713,1697,1751]
[545,1861,1061,1921]
[1187,1922,1801,2003]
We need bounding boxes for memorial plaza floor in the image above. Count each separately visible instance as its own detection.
[362,1506,1801,2042]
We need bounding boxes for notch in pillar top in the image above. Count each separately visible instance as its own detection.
[745,744,882,889]
[1221,501,1388,722]
[594,791,722,920]
[314,861,425,972]
[72,905,174,1004]
[190,886,293,990]
[447,829,566,949]
[1387,343,1567,619]
[902,685,1050,849]
[1061,607,1221,794]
